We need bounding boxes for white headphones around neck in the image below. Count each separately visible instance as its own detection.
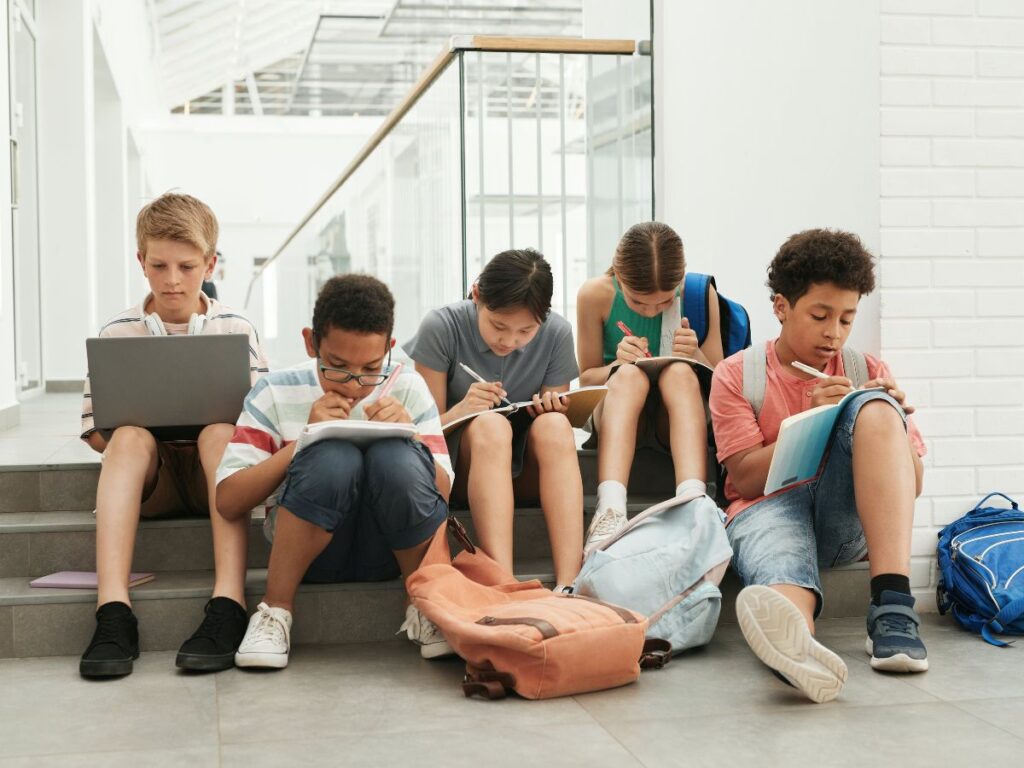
[144,312,207,337]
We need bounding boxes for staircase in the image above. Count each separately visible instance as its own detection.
[0,431,871,659]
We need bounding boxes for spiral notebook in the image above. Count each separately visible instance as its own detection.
[29,571,155,589]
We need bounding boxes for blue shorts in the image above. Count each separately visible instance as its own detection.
[726,391,908,617]
[273,437,448,583]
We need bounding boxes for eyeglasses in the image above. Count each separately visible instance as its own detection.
[316,347,392,385]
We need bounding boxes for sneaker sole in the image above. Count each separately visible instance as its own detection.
[419,642,456,660]
[865,638,929,673]
[176,650,237,672]
[736,585,848,704]
[234,651,288,669]
[79,654,137,678]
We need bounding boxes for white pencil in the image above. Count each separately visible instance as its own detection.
[458,362,513,406]
[791,360,830,379]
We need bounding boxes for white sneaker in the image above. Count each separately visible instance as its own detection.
[584,507,627,554]
[398,605,454,660]
[735,585,848,704]
[234,602,292,669]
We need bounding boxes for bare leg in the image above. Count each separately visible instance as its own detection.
[456,413,515,572]
[595,364,649,484]
[655,362,707,486]
[199,423,249,606]
[514,413,584,585]
[261,507,332,613]
[770,584,818,634]
[852,400,915,578]
[95,427,160,607]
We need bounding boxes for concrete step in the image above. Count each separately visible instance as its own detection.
[0,498,664,577]
[0,562,870,659]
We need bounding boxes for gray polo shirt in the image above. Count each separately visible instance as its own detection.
[405,299,579,410]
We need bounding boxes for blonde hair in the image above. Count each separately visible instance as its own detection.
[136,192,218,259]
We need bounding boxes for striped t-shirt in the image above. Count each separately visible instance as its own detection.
[80,293,269,438]
[215,359,453,517]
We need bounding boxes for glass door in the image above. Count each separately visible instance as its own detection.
[8,0,42,393]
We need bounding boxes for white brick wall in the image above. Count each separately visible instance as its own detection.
[881,0,1024,606]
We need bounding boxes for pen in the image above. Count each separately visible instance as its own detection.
[459,362,513,406]
[791,360,830,380]
[615,320,652,358]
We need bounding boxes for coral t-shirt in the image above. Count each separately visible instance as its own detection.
[709,340,927,522]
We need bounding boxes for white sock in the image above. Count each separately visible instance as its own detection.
[596,480,627,514]
[676,479,707,497]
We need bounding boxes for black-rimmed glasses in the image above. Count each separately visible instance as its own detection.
[316,347,392,385]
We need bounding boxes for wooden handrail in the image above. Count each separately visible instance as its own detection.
[246,35,641,305]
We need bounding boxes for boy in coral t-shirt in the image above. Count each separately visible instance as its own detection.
[709,229,928,704]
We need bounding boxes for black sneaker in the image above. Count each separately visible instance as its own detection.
[176,597,248,671]
[79,601,139,678]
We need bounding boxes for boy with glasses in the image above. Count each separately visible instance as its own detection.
[216,274,454,668]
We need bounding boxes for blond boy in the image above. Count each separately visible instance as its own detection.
[78,193,268,678]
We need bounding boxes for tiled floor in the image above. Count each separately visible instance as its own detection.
[0,394,98,468]
[0,616,1020,767]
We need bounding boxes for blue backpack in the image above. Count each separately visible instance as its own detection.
[937,492,1024,646]
[683,272,752,358]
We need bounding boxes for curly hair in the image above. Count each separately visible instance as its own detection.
[312,274,394,344]
[475,248,553,322]
[767,229,876,304]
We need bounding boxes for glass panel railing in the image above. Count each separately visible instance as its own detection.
[247,37,653,369]
[461,42,652,333]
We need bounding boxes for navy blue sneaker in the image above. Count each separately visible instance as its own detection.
[866,590,928,673]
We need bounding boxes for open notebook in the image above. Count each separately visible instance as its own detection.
[443,385,608,436]
[293,420,417,454]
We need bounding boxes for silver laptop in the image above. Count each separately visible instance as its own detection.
[87,335,252,441]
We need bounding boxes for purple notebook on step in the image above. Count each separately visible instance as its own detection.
[29,571,155,589]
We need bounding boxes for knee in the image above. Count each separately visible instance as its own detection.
[853,398,904,437]
[463,412,514,452]
[658,361,700,395]
[530,412,574,454]
[607,364,649,399]
[197,423,234,461]
[364,438,432,487]
[291,439,364,498]
[105,426,157,458]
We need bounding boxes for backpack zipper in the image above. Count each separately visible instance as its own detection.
[952,519,1024,547]
[476,616,559,639]
[977,535,1024,562]
[957,528,1024,554]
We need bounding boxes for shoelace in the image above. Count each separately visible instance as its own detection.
[874,611,919,640]
[590,508,625,538]
[399,609,443,644]
[189,603,229,642]
[91,614,130,651]
[248,606,286,647]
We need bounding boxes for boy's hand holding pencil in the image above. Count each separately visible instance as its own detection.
[365,363,413,423]
[308,391,355,423]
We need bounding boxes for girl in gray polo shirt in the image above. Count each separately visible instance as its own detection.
[406,249,583,590]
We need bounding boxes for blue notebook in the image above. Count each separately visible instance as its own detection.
[764,388,885,495]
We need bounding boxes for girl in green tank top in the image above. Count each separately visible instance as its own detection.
[577,222,725,552]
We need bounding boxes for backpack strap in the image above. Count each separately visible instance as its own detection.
[840,346,869,389]
[742,345,768,420]
[683,272,713,346]
[982,597,1024,647]
[639,638,673,670]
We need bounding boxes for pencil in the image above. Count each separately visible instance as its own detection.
[458,362,513,406]
[791,360,829,379]
[615,320,652,358]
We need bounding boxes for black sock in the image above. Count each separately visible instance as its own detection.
[870,574,911,604]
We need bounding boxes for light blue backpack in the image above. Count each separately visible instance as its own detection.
[573,492,733,655]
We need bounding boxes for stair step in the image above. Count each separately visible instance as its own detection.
[0,562,871,659]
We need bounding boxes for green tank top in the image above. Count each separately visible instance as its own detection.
[602,277,680,363]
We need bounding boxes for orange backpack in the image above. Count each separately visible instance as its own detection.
[406,519,670,700]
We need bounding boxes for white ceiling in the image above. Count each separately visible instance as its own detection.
[149,0,583,116]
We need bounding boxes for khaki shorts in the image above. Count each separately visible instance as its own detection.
[139,441,210,519]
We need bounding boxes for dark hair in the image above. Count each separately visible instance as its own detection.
[312,274,394,344]
[767,229,876,305]
[606,221,684,293]
[474,248,553,322]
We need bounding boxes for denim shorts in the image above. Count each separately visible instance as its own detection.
[726,391,907,617]
[272,437,448,583]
